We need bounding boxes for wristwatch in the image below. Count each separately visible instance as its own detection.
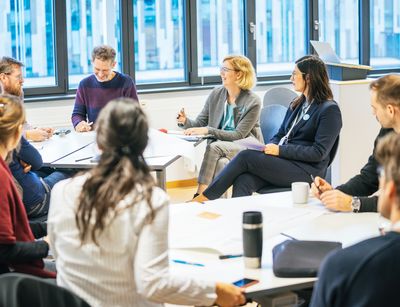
[351,197,361,213]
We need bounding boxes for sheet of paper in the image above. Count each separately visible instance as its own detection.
[283,212,382,247]
[144,128,197,171]
[169,200,325,255]
[233,136,265,151]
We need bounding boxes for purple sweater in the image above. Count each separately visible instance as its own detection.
[71,72,139,127]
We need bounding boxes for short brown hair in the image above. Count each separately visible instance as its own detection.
[376,132,400,197]
[0,57,24,75]
[0,95,25,145]
[91,45,116,62]
[369,75,400,107]
[223,55,256,90]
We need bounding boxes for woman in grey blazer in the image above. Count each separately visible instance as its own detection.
[177,55,262,197]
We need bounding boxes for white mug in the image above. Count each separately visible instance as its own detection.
[291,182,310,204]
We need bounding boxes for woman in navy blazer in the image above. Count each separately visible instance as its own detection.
[194,55,343,201]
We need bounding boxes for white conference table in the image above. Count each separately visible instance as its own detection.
[36,128,201,190]
[168,191,383,304]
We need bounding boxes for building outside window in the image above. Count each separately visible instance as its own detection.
[256,0,307,76]
[133,0,185,84]
[66,0,122,88]
[370,0,400,69]
[318,0,359,64]
[197,0,244,77]
[0,0,55,88]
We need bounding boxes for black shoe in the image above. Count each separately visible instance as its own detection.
[193,193,199,198]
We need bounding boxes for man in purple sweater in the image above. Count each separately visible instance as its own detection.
[72,45,139,132]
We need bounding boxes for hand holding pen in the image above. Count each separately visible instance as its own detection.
[176,107,186,127]
[75,120,93,133]
[310,175,333,198]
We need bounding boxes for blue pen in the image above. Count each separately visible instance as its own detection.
[172,259,204,267]
[219,254,243,260]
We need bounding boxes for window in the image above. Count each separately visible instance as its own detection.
[4,0,400,99]
[256,0,307,76]
[0,0,56,87]
[133,0,186,84]
[318,0,359,64]
[66,0,122,88]
[196,0,245,77]
[370,0,400,69]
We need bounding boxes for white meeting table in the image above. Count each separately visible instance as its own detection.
[169,191,382,304]
[36,128,201,190]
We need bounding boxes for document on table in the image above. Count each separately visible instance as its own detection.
[165,130,213,142]
[282,212,382,247]
[233,136,265,151]
[169,201,325,255]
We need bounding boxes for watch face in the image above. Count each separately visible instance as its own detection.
[352,197,361,212]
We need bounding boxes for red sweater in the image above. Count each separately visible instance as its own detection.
[0,157,55,278]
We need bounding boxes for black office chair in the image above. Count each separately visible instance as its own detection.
[0,273,90,307]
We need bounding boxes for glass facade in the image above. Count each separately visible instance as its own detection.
[318,0,359,63]
[1,1,399,93]
[133,0,185,84]
[66,0,122,88]
[196,0,244,77]
[0,0,55,87]
[256,0,307,76]
[370,0,400,68]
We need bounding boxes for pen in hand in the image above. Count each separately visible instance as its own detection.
[310,174,323,194]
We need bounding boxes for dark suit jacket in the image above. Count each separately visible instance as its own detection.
[336,128,393,212]
[271,99,342,177]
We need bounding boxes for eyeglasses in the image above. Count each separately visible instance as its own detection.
[4,73,23,81]
[291,70,305,77]
[220,66,237,73]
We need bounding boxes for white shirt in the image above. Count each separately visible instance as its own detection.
[48,175,216,307]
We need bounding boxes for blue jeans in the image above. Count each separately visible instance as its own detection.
[28,168,72,220]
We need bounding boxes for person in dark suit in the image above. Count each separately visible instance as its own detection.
[193,55,342,201]
[311,75,400,213]
[310,131,400,307]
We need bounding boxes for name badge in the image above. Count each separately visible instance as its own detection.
[303,114,310,121]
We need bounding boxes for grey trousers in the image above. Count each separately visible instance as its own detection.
[198,141,244,185]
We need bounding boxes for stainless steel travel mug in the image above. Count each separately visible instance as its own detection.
[243,211,263,268]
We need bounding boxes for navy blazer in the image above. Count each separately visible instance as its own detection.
[270,99,342,176]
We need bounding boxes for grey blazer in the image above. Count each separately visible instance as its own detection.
[183,86,263,142]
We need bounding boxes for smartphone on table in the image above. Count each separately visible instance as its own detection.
[232,278,259,288]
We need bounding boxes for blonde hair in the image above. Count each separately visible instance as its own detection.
[223,55,256,90]
[370,74,400,107]
[0,95,25,145]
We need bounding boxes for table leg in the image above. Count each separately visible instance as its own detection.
[156,169,166,190]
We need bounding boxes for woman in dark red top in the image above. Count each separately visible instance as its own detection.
[0,95,54,278]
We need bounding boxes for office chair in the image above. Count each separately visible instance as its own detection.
[263,87,298,108]
[0,273,90,307]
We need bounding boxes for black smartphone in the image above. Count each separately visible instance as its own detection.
[232,278,259,288]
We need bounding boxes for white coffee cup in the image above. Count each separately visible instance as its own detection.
[291,182,310,204]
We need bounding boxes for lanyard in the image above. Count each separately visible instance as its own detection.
[278,101,312,146]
